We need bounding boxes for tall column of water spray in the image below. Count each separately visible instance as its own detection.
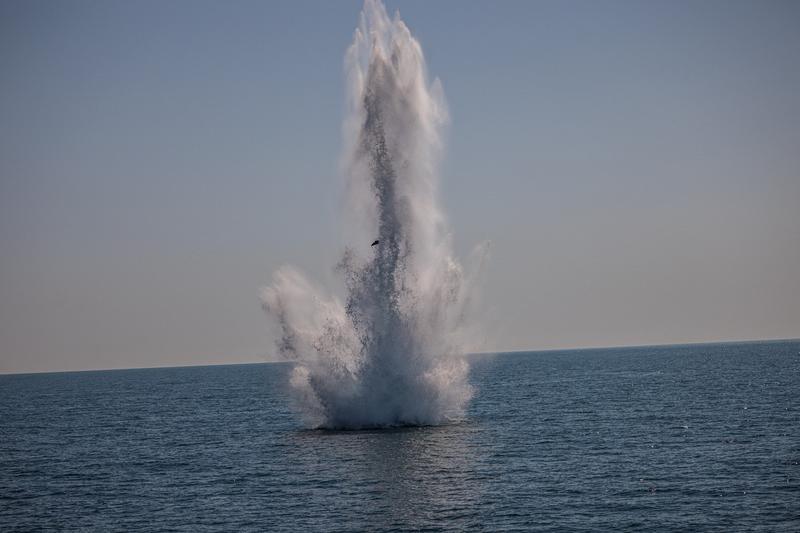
[262,0,485,429]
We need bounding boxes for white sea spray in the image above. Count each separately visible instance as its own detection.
[262,0,486,428]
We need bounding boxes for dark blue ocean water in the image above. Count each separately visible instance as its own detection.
[1,340,798,531]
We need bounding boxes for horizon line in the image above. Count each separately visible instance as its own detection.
[1,336,797,377]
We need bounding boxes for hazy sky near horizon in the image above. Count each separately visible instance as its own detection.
[1,0,798,373]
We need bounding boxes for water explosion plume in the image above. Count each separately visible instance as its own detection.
[262,0,485,428]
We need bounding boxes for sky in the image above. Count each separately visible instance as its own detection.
[1,0,798,373]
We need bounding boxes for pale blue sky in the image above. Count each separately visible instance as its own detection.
[1,0,798,373]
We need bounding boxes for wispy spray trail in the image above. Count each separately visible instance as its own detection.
[262,0,486,429]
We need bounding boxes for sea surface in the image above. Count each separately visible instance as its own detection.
[1,340,798,531]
